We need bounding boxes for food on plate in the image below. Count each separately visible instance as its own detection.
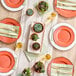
[22,68,31,76]
[54,0,76,18]
[36,1,48,14]
[0,18,21,44]
[31,33,39,41]
[32,42,40,50]
[33,23,44,33]
[26,9,34,16]
[4,0,24,8]
[33,61,45,73]
[16,42,22,48]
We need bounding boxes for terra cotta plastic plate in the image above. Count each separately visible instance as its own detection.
[47,57,74,76]
[50,23,76,50]
[1,0,25,11]
[0,51,15,73]
[53,26,74,47]
[54,0,76,18]
[4,0,24,8]
[0,48,18,76]
[0,18,21,44]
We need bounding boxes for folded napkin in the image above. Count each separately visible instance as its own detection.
[57,0,76,10]
[51,63,73,76]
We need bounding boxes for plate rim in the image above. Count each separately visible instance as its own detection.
[0,48,18,75]
[53,25,74,47]
[1,0,25,11]
[49,23,76,50]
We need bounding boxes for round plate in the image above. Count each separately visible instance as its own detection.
[53,26,74,47]
[0,18,21,44]
[4,0,24,8]
[50,23,76,50]
[0,48,18,76]
[47,57,74,76]
[1,0,25,11]
[0,51,15,73]
[54,0,76,18]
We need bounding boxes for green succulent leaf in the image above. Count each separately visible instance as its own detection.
[31,34,39,41]
[22,68,31,76]
[40,69,45,73]
[34,23,43,33]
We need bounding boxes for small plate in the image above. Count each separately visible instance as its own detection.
[47,57,74,76]
[50,23,76,50]
[1,0,25,11]
[0,48,18,76]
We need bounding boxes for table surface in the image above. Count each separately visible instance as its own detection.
[0,0,76,76]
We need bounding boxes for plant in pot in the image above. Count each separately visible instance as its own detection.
[36,1,48,14]
[22,68,31,76]
[31,33,39,41]
[17,68,31,76]
[33,23,44,33]
[26,9,34,16]
[32,42,40,50]
[33,61,45,73]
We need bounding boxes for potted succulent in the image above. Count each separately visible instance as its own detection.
[22,68,31,76]
[33,23,44,33]
[36,1,48,14]
[31,33,39,41]
[26,9,34,16]
[32,42,40,50]
[33,61,45,73]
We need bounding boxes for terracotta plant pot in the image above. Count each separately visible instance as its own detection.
[33,61,45,73]
[31,33,39,41]
[26,8,34,16]
[33,23,44,33]
[32,42,40,50]
[37,1,48,13]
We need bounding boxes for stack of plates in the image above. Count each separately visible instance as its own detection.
[0,48,18,75]
[1,0,25,11]
[50,23,76,50]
